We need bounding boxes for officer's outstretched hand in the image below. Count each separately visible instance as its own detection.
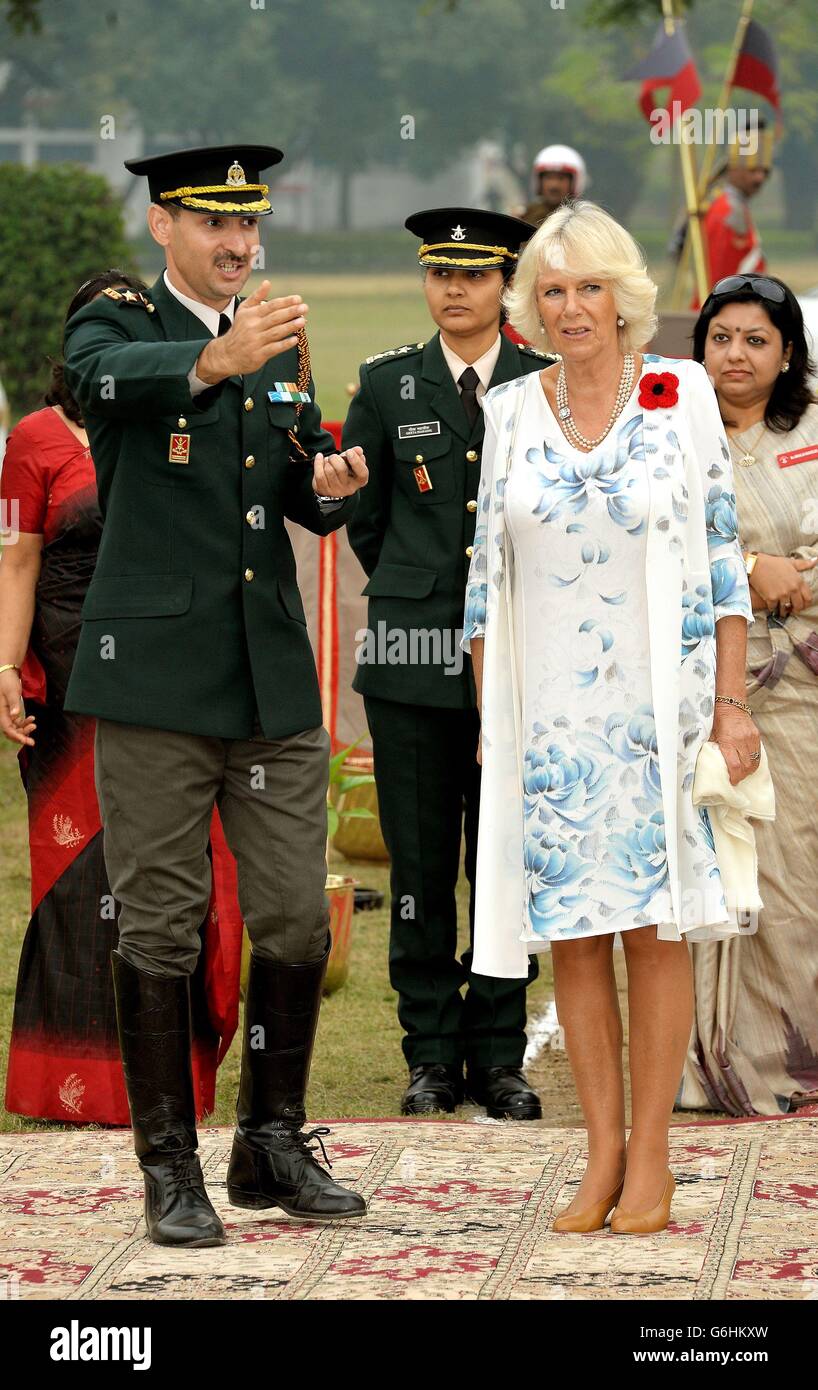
[195,280,308,383]
[312,446,368,497]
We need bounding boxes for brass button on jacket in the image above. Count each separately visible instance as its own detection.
[466,499,477,513]
[244,454,255,468]
[465,545,474,558]
[244,568,255,582]
[465,448,478,462]
[244,397,254,412]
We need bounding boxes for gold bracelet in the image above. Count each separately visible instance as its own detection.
[715,694,752,715]
[744,551,759,577]
[0,663,21,676]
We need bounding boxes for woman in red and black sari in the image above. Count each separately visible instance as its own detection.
[1,271,243,1125]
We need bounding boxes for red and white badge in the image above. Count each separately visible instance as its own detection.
[413,464,433,493]
[169,433,190,464]
[777,444,818,469]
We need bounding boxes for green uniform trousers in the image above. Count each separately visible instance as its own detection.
[94,718,331,978]
[364,696,538,1069]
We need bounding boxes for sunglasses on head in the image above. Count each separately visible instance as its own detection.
[705,274,787,309]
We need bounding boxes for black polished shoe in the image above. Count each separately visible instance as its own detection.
[111,951,226,1248]
[227,938,366,1221]
[401,1064,464,1116]
[466,1066,542,1120]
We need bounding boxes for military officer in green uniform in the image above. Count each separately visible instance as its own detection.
[63,145,369,1247]
[342,209,555,1118]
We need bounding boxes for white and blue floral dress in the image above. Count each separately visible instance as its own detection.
[463,358,754,969]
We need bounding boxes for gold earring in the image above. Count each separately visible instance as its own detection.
[781,361,790,373]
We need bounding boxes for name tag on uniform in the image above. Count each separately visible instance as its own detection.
[777,444,818,468]
[169,433,190,464]
[268,382,311,404]
[398,421,441,440]
[413,464,433,492]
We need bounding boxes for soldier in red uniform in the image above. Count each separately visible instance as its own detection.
[686,123,774,308]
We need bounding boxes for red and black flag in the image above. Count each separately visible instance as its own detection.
[732,19,781,118]
[624,22,701,123]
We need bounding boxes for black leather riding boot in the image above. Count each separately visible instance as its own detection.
[226,936,366,1220]
[111,950,226,1247]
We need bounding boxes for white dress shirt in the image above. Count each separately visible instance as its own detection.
[439,333,502,404]
[163,271,236,397]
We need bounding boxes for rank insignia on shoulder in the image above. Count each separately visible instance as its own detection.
[365,343,424,365]
[102,287,156,312]
[268,383,311,404]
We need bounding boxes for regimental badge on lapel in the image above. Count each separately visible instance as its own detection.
[169,433,190,464]
[413,464,433,493]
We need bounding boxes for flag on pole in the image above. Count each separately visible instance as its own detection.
[624,22,701,123]
[731,19,781,115]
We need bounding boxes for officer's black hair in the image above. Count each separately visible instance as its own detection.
[45,268,149,425]
[692,275,816,433]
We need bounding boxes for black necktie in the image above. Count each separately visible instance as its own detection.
[217,312,231,336]
[458,366,481,429]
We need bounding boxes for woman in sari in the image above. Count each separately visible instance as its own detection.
[681,273,818,1116]
[1,270,243,1125]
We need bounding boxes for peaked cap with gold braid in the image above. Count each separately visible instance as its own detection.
[125,144,283,215]
[405,206,536,269]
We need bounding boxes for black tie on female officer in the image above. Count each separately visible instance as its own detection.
[458,366,480,430]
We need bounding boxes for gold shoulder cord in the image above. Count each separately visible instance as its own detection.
[287,326,311,460]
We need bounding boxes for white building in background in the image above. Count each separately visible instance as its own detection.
[0,123,526,235]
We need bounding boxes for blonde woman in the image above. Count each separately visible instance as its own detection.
[463,202,758,1234]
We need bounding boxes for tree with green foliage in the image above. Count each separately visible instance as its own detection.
[0,163,132,417]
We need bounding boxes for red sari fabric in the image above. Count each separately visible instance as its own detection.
[2,408,243,1125]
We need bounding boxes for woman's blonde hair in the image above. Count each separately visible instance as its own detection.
[503,200,658,352]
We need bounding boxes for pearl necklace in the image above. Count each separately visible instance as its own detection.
[556,352,635,450]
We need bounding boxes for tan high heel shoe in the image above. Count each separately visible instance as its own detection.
[610,1170,675,1234]
[552,1179,625,1233]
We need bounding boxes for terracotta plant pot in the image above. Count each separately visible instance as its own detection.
[324,873,355,993]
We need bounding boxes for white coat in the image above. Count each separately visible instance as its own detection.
[462,356,755,978]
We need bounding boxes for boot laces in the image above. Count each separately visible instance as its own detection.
[281,1125,333,1168]
[165,1152,203,1193]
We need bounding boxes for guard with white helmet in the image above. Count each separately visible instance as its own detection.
[521,144,588,227]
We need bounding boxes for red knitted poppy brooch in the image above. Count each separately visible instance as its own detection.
[639,371,679,410]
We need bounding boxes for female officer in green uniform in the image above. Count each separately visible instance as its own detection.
[343,209,554,1118]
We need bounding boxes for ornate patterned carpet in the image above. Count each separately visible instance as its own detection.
[1,1118,816,1300]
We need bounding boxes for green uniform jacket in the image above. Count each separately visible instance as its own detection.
[62,274,357,740]
[341,330,552,708]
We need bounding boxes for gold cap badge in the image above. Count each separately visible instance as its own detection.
[226,160,247,187]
